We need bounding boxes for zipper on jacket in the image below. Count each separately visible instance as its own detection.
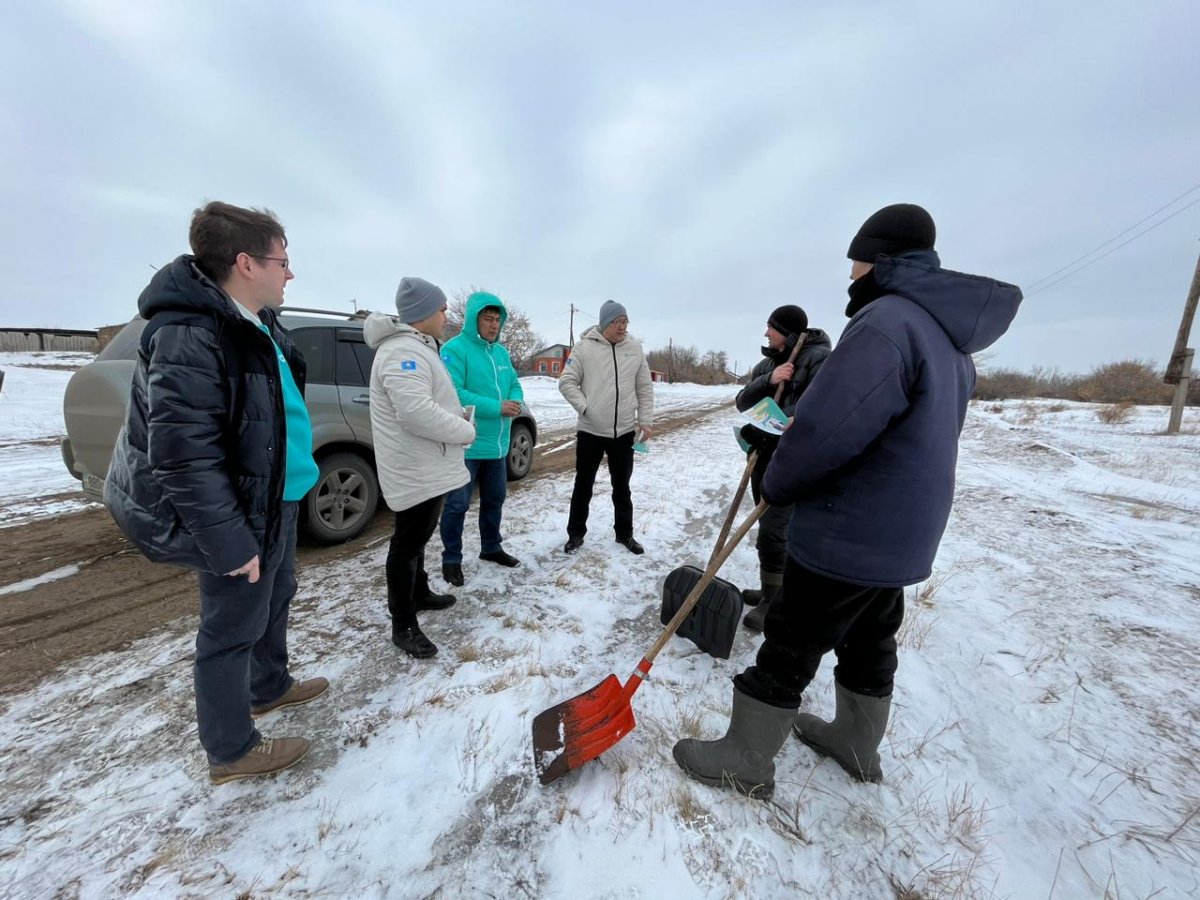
[610,342,619,439]
[489,346,504,457]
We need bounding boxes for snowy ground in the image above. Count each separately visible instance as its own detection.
[0,352,98,524]
[0,356,730,528]
[1,393,1198,898]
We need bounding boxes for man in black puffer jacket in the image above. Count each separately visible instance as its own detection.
[734,305,830,631]
[107,202,327,784]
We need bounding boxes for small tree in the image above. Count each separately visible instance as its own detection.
[444,287,545,371]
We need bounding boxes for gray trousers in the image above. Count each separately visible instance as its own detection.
[194,502,298,765]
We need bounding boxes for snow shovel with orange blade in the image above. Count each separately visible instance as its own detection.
[532,501,767,786]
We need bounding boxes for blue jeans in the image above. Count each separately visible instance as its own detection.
[194,502,298,765]
[440,457,508,564]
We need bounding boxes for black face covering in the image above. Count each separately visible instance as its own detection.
[845,267,887,318]
[760,330,799,362]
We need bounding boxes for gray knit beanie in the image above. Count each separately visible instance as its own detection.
[395,276,447,324]
[598,300,628,332]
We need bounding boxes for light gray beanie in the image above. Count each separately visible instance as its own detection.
[598,300,628,332]
[395,276,447,324]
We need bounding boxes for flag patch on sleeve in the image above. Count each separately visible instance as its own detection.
[401,360,418,371]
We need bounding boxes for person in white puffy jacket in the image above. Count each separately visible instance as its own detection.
[365,277,475,659]
[558,300,655,555]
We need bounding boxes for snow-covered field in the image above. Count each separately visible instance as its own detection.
[1,387,1198,898]
[0,352,98,523]
[0,355,731,528]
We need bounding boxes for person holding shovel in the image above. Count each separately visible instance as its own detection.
[734,305,830,631]
[673,203,1022,796]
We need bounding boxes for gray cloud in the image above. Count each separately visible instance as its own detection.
[3,0,1197,376]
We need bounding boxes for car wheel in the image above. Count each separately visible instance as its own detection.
[303,451,379,544]
[507,423,533,481]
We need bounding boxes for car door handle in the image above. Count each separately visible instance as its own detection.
[352,394,370,405]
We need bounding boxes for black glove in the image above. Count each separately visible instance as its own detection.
[740,423,780,457]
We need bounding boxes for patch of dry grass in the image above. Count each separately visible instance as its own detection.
[1096,402,1134,425]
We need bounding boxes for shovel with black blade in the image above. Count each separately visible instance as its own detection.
[658,332,807,658]
[532,502,766,786]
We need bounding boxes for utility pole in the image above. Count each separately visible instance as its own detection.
[668,337,674,384]
[1164,247,1199,434]
[569,303,577,348]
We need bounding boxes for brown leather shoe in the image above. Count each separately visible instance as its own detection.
[209,736,310,784]
[251,677,329,718]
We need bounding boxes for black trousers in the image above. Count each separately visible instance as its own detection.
[567,430,635,540]
[386,494,445,629]
[749,462,792,577]
[735,555,905,708]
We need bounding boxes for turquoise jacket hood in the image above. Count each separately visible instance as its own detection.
[440,292,525,459]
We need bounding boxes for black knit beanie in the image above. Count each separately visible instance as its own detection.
[767,304,808,339]
[847,203,936,262]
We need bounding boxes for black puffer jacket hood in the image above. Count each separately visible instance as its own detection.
[107,256,303,574]
[139,255,240,321]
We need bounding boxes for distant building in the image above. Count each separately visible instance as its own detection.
[528,343,571,377]
[650,370,668,382]
[0,327,99,353]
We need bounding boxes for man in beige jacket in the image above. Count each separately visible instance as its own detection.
[365,277,475,658]
[558,300,655,555]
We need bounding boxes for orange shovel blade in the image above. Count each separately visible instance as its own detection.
[532,674,637,785]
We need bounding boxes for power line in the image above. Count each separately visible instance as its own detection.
[1022,183,1200,300]
[1024,194,1200,299]
[1026,182,1200,291]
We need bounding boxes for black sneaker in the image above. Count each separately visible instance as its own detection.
[416,591,456,611]
[392,625,438,658]
[480,550,521,568]
[563,536,584,554]
[442,563,464,586]
[616,536,644,555]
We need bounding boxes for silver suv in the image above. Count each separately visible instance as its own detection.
[60,309,538,544]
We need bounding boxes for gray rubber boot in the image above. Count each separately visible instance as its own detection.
[672,685,797,800]
[792,682,890,783]
[742,571,783,631]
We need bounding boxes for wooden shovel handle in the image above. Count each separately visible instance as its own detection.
[708,333,807,565]
[646,501,768,666]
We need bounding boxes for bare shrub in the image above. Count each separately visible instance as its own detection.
[973,367,1040,400]
[1095,402,1134,425]
[1076,360,1171,405]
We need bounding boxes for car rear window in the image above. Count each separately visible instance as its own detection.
[289,327,335,384]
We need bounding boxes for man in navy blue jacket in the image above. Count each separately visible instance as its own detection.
[674,204,1022,797]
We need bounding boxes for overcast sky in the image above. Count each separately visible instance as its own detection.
[3,0,1198,374]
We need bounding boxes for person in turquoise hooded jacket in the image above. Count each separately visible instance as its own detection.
[438,291,525,585]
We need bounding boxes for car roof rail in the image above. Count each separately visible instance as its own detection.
[282,306,371,320]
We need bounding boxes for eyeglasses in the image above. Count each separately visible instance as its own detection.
[249,255,291,271]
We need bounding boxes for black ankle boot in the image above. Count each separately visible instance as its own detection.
[480,550,521,568]
[391,625,438,658]
[442,563,464,586]
[416,591,456,611]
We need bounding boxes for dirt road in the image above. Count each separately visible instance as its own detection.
[0,404,731,695]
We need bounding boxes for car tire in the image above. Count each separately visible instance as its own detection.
[302,451,379,544]
[507,422,534,481]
